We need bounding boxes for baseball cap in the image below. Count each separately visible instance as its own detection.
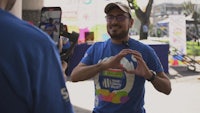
[104,2,133,19]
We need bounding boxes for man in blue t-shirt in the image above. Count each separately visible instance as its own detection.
[71,2,171,113]
[44,17,58,38]
[0,0,74,113]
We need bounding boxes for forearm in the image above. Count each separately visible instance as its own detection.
[150,73,171,95]
[71,63,105,82]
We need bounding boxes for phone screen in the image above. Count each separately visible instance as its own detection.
[39,7,62,44]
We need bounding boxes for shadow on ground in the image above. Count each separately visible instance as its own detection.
[73,105,92,113]
[168,65,200,79]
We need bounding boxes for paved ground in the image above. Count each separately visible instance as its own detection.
[66,65,200,113]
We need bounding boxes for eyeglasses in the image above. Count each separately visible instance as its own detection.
[105,14,130,22]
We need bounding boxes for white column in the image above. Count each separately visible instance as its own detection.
[23,0,43,10]
[10,0,22,19]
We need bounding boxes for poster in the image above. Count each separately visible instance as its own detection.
[169,15,187,54]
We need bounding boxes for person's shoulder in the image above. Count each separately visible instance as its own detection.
[94,41,105,45]
[95,39,110,45]
[130,38,153,51]
[92,41,107,48]
[26,23,54,42]
[14,20,55,49]
[129,38,146,47]
[1,11,51,44]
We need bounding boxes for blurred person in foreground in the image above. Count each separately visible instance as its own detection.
[71,2,171,113]
[0,0,74,113]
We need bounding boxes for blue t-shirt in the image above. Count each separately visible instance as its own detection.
[44,23,57,38]
[81,38,163,113]
[62,41,71,50]
[0,9,74,113]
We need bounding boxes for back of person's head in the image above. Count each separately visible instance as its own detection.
[2,0,16,11]
[49,18,53,23]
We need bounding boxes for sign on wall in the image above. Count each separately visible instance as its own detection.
[169,15,186,54]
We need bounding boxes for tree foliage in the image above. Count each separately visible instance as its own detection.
[183,1,200,43]
[183,1,195,16]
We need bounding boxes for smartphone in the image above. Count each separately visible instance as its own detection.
[39,7,62,44]
[60,31,79,61]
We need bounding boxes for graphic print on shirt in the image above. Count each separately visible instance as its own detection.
[61,87,70,102]
[94,56,136,104]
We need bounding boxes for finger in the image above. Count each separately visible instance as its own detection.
[62,61,68,70]
[119,49,133,57]
[131,50,142,57]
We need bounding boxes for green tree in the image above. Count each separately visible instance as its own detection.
[127,0,153,40]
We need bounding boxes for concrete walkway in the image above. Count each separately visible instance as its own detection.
[66,66,200,113]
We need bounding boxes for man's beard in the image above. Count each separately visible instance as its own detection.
[109,30,129,40]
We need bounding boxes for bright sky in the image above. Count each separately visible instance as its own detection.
[134,0,200,6]
[137,0,190,7]
[44,0,195,8]
[136,0,199,11]
[154,0,189,5]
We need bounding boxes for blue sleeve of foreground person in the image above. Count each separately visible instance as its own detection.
[0,9,74,113]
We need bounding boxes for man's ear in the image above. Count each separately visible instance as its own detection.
[129,19,134,28]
